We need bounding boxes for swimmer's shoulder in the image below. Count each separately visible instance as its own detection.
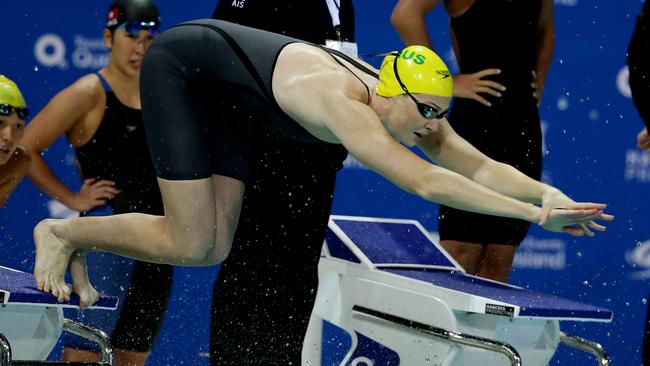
[51,72,106,109]
[71,73,105,100]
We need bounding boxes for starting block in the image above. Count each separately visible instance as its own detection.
[0,266,118,365]
[303,216,613,366]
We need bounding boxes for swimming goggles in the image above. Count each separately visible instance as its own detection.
[118,20,160,36]
[392,51,446,120]
[0,104,29,120]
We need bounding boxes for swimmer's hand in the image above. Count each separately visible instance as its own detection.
[72,178,118,212]
[538,189,614,237]
[541,207,613,237]
[452,69,506,107]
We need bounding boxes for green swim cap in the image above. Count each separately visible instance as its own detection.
[0,75,27,108]
[376,45,453,98]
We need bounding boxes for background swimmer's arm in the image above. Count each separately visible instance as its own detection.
[391,0,440,49]
[23,75,117,212]
[418,118,554,204]
[534,0,555,104]
[0,147,31,208]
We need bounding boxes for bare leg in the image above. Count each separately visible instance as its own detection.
[440,239,483,275]
[34,175,244,301]
[475,244,517,283]
[63,348,149,366]
[210,175,245,263]
[62,348,100,362]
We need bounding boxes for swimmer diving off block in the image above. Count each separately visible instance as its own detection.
[33,19,613,306]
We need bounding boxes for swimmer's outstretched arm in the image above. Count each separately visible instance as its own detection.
[288,89,575,226]
[417,119,613,234]
[418,119,553,204]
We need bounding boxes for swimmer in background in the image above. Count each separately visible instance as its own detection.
[31,21,613,307]
[0,75,31,208]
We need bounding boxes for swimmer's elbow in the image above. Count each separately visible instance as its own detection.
[390,4,408,29]
[391,0,429,28]
[409,168,455,204]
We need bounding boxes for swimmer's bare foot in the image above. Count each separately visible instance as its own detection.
[70,251,99,308]
[33,219,74,303]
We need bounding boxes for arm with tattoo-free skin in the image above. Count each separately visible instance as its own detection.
[22,74,118,212]
[417,120,613,235]
[533,0,555,105]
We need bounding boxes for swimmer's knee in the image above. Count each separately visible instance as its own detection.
[163,219,232,265]
[176,238,231,266]
[202,248,230,265]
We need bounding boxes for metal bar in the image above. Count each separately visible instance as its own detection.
[62,320,113,366]
[0,320,112,366]
[559,332,610,366]
[352,305,522,366]
[0,332,11,366]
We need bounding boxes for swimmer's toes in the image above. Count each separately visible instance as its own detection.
[62,284,72,302]
[79,288,99,309]
[35,275,44,291]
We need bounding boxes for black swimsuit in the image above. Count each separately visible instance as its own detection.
[141,19,371,182]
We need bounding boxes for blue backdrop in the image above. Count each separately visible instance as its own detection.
[1,0,648,364]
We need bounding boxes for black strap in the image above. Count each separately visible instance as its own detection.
[318,47,370,104]
[322,46,380,80]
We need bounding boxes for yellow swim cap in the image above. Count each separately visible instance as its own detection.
[376,45,452,98]
[0,75,27,108]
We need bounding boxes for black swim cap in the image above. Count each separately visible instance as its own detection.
[106,0,161,29]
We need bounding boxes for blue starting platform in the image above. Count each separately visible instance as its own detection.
[304,216,612,366]
[0,265,117,364]
[0,266,117,309]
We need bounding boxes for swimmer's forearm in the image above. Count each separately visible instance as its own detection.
[413,167,541,223]
[472,160,552,204]
[28,153,78,208]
